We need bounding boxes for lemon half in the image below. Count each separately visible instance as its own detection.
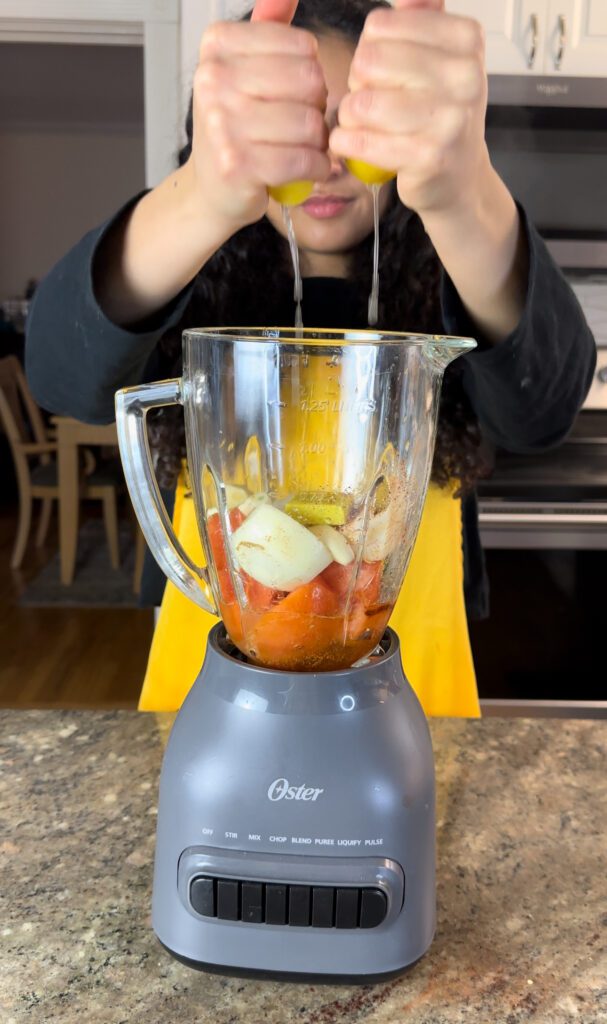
[268,181,314,206]
[346,159,396,186]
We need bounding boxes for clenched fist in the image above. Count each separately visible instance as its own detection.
[330,0,490,219]
[189,0,331,231]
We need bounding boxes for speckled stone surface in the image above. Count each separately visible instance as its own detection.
[0,712,605,1023]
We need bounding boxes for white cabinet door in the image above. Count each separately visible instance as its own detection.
[447,0,548,74]
[545,0,607,75]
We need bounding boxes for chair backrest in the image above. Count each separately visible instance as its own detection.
[0,355,47,450]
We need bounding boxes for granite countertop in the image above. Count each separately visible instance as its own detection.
[1,712,605,1023]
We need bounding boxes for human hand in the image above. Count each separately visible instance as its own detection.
[188,0,330,230]
[330,0,490,219]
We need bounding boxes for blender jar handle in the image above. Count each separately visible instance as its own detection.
[115,378,217,614]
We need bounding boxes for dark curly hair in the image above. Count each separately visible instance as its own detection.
[150,0,485,493]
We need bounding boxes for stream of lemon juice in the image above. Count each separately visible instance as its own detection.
[368,183,381,327]
[282,205,304,331]
[282,194,380,330]
[279,171,386,330]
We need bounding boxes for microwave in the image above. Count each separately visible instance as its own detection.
[486,76,607,272]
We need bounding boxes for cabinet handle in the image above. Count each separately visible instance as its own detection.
[555,14,566,70]
[527,13,538,69]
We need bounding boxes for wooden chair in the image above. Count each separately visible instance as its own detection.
[0,355,122,571]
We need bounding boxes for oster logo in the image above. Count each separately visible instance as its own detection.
[267,778,324,802]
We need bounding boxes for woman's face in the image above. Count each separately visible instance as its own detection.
[266,32,393,274]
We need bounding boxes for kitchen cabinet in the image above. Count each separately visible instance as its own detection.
[547,0,607,75]
[447,0,607,76]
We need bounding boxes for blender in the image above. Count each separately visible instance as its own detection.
[115,327,475,982]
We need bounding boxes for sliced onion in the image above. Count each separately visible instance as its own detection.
[238,491,271,516]
[225,484,249,509]
[343,489,407,563]
[232,505,332,590]
[310,525,354,566]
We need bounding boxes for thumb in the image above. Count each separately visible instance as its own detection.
[392,0,445,9]
[251,0,298,23]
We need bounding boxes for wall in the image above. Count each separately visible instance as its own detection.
[0,42,145,299]
[180,0,250,125]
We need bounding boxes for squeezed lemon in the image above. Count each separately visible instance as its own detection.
[345,159,396,186]
[269,181,314,206]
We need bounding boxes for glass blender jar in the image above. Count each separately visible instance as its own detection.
[116,327,475,673]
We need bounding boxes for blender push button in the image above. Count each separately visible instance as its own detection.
[265,884,287,925]
[359,888,387,928]
[335,888,359,929]
[311,886,334,928]
[288,886,311,926]
[216,879,240,921]
[190,876,216,917]
[241,882,263,923]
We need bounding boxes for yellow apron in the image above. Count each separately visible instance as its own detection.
[139,478,480,719]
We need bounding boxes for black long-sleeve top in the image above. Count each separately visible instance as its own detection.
[25,197,597,616]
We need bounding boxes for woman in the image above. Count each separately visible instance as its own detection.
[26,0,595,716]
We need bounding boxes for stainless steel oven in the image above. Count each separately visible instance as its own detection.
[475,78,607,718]
[486,75,607,271]
[475,351,607,718]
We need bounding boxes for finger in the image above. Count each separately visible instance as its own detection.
[251,0,298,23]
[363,8,484,58]
[201,105,241,178]
[196,54,327,108]
[249,144,331,187]
[338,88,442,136]
[231,99,328,150]
[200,20,316,60]
[330,125,440,177]
[348,39,485,104]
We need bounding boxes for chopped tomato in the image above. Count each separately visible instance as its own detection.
[207,508,245,573]
[355,561,383,608]
[242,572,282,612]
[346,600,392,641]
[281,578,341,617]
[217,568,236,605]
[221,600,244,646]
[250,578,342,666]
[346,599,368,641]
[321,559,382,609]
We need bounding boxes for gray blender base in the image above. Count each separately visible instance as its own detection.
[152,625,436,983]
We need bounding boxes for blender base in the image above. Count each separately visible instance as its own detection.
[152,625,436,983]
[159,939,423,985]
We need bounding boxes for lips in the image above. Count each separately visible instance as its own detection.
[302,195,354,219]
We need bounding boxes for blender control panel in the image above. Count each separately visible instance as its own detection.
[177,846,404,931]
[189,876,388,929]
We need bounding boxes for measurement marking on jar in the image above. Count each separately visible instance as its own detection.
[298,442,326,455]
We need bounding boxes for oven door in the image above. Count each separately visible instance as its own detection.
[473,412,607,719]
